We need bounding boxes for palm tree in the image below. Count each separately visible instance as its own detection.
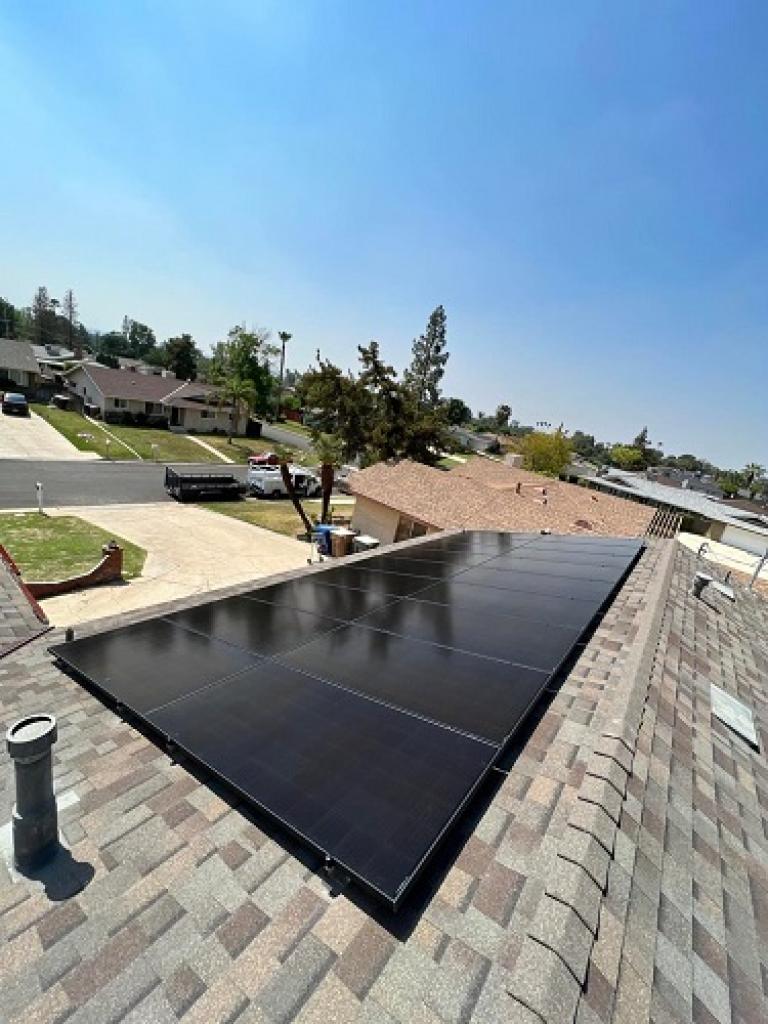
[276,331,292,419]
[314,432,344,524]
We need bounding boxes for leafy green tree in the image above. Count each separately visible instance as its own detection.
[611,444,644,470]
[218,377,255,440]
[443,397,472,426]
[520,429,572,476]
[571,430,598,459]
[0,297,18,338]
[162,334,199,380]
[669,453,703,472]
[743,463,766,499]
[404,305,449,407]
[210,326,277,417]
[495,404,512,429]
[125,319,157,359]
[298,355,373,462]
[95,331,130,361]
[299,341,448,467]
[717,470,744,498]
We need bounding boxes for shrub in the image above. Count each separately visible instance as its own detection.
[520,430,572,476]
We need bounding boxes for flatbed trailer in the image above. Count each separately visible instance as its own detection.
[164,466,246,502]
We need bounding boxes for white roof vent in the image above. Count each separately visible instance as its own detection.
[711,683,759,749]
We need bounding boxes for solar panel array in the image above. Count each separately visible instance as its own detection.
[51,531,643,908]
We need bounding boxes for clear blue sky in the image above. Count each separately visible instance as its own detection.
[1,2,766,469]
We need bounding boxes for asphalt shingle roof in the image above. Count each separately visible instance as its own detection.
[0,546,49,658]
[71,364,219,405]
[0,339,41,376]
[351,459,655,538]
[0,536,766,1023]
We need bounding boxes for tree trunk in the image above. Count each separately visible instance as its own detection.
[280,462,313,536]
[320,463,334,524]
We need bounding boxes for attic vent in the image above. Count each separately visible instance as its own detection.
[711,684,759,749]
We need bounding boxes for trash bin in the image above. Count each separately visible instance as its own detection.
[314,524,336,556]
[331,528,355,558]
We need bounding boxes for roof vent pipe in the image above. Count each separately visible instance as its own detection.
[6,714,59,870]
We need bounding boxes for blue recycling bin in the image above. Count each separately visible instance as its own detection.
[314,524,336,555]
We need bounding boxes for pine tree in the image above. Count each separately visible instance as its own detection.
[404,305,449,407]
[62,289,79,355]
[31,286,52,345]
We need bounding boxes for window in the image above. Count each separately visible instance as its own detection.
[114,398,127,410]
[145,402,159,415]
[200,409,212,419]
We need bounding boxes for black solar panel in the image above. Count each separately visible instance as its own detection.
[162,597,341,658]
[51,531,643,908]
[279,624,550,743]
[146,663,496,903]
[456,565,615,602]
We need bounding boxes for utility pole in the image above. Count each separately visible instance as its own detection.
[275,331,291,420]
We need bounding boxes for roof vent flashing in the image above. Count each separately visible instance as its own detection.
[710,683,760,750]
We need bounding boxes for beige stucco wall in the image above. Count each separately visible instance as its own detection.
[180,406,232,432]
[109,397,147,413]
[351,496,403,544]
[66,368,104,408]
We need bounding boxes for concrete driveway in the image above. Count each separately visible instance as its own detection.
[40,503,312,625]
[0,410,100,460]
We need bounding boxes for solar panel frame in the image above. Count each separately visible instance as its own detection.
[50,531,644,909]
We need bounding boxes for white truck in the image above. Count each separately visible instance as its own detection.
[246,463,322,499]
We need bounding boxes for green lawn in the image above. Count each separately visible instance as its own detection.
[199,433,317,467]
[0,513,146,581]
[101,424,223,462]
[200,497,354,538]
[32,405,225,463]
[32,404,128,459]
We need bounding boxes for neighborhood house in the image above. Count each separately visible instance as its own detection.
[0,338,42,391]
[63,363,233,432]
[350,458,655,542]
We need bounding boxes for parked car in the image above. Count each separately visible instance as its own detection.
[247,463,321,498]
[1,393,30,416]
[247,451,281,466]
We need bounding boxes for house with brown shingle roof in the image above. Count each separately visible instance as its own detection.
[64,363,233,432]
[0,338,42,390]
[349,458,654,543]
[1,533,766,1023]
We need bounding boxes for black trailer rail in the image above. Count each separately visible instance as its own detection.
[164,466,246,502]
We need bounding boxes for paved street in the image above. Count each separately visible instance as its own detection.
[261,422,313,450]
[0,459,247,509]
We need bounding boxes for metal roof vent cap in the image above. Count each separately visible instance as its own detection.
[6,714,59,870]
